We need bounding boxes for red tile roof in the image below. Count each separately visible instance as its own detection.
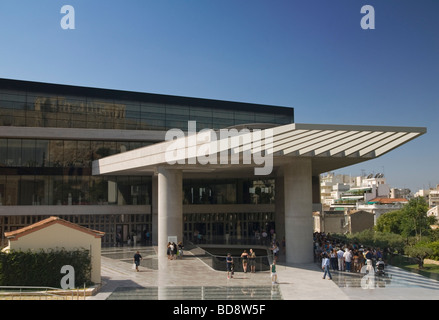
[369,197,408,204]
[4,216,105,241]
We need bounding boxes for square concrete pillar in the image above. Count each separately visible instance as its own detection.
[283,158,313,264]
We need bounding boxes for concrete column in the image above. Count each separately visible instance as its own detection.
[157,167,183,261]
[151,174,158,245]
[275,174,285,247]
[284,158,313,264]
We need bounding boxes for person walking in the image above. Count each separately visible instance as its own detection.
[321,253,332,280]
[133,250,142,272]
[226,253,234,279]
[271,260,278,284]
[177,241,184,259]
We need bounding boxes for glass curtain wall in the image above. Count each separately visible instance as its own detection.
[183,212,276,245]
[0,138,152,206]
[0,89,294,131]
[183,179,275,205]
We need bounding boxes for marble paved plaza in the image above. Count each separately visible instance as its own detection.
[88,245,439,300]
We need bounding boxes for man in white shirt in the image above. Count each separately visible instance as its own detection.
[343,248,352,272]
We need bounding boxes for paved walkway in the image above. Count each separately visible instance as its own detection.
[89,245,439,300]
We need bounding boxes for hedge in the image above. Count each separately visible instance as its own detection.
[0,248,92,288]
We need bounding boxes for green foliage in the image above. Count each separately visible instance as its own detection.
[376,197,436,243]
[343,229,405,253]
[0,248,92,288]
[400,197,432,241]
[430,229,439,242]
[424,241,439,260]
[375,210,403,234]
[404,242,434,268]
[334,198,439,268]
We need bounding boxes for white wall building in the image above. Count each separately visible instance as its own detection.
[414,184,439,208]
[325,173,391,211]
[427,206,438,220]
[429,189,439,208]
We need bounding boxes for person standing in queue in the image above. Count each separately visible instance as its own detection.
[249,248,256,273]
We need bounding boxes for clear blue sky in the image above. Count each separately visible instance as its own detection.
[0,0,438,192]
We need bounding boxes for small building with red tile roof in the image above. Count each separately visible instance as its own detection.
[3,216,104,284]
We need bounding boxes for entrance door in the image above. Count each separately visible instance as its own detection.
[116,224,129,245]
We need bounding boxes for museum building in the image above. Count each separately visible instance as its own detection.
[0,78,425,264]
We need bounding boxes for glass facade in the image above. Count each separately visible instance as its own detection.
[0,138,152,206]
[0,80,294,131]
[0,79,292,246]
[0,214,151,247]
[183,178,275,205]
[184,212,276,245]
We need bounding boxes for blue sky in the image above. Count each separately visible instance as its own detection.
[0,0,438,192]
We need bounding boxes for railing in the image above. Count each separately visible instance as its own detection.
[0,286,87,300]
[185,235,277,247]
[186,241,273,272]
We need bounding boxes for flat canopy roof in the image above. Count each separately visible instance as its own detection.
[92,123,426,177]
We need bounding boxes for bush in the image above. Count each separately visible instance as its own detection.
[0,248,92,288]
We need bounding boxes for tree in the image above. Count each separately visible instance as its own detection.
[400,197,434,242]
[375,209,403,234]
[404,243,433,269]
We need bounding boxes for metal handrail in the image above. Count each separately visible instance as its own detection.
[186,241,273,272]
[0,286,86,300]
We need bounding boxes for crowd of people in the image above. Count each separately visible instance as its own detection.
[314,232,385,274]
[226,248,258,279]
[167,241,184,260]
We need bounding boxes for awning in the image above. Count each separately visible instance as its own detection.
[92,122,426,176]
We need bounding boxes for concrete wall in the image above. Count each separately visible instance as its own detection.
[349,211,374,233]
[322,212,346,234]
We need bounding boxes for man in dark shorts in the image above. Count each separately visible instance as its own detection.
[133,250,142,272]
